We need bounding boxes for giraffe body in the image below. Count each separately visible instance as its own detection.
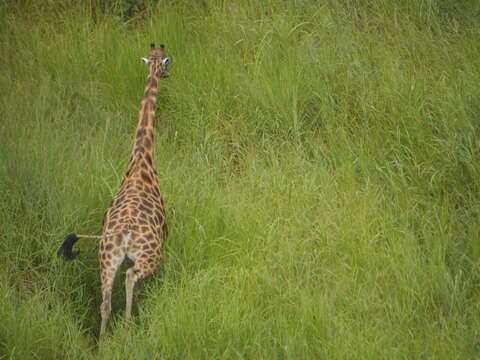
[99,43,170,335]
[58,43,171,336]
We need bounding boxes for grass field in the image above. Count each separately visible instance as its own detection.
[1,0,480,358]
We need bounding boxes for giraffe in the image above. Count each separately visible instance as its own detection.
[57,43,171,336]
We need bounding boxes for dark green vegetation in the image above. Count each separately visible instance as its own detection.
[1,0,479,358]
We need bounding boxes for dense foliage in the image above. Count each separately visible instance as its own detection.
[1,1,479,358]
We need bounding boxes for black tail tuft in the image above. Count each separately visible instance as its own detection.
[57,233,80,260]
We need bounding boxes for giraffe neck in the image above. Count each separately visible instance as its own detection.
[131,66,159,162]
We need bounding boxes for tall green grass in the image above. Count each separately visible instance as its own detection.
[1,0,479,358]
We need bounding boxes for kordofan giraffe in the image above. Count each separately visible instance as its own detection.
[58,43,171,336]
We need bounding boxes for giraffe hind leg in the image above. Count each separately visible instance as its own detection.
[125,267,137,323]
[125,257,159,323]
[99,234,126,336]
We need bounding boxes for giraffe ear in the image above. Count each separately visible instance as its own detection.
[141,58,150,65]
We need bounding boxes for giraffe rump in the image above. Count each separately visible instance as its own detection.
[57,233,80,260]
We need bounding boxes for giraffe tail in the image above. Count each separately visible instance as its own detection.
[57,233,81,260]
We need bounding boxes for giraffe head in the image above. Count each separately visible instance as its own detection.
[141,43,171,78]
